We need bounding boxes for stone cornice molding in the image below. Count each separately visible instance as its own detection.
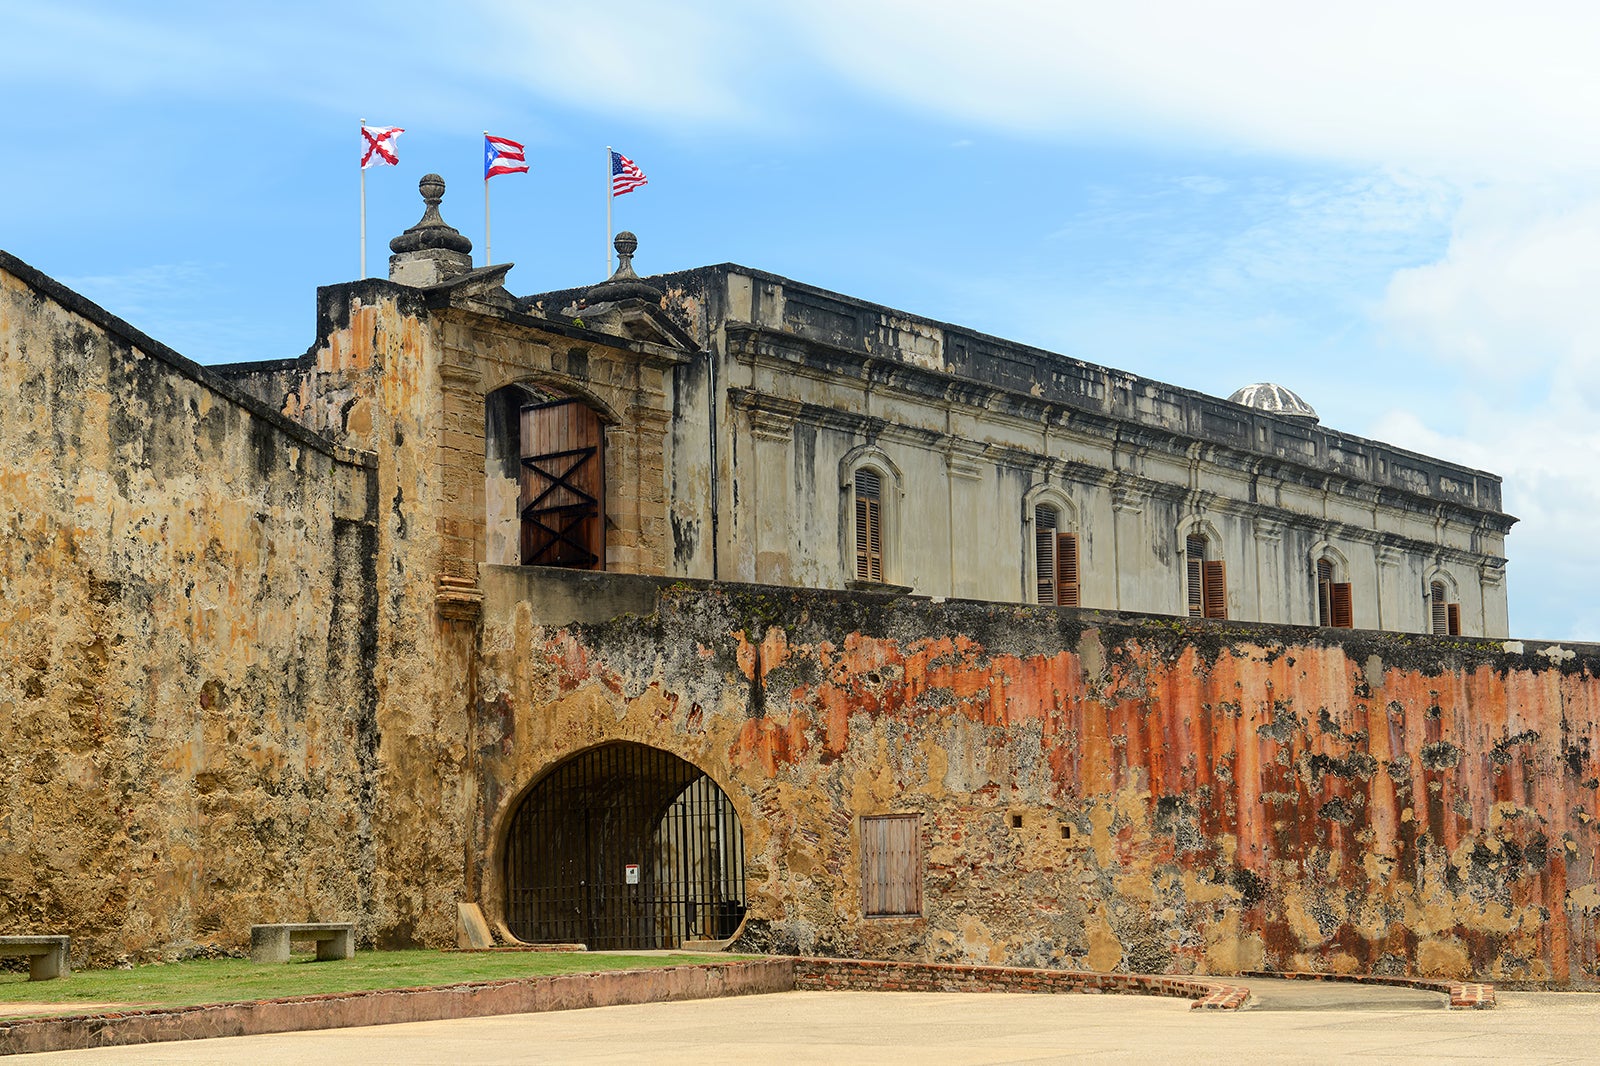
[725,386,1506,568]
[723,322,1512,533]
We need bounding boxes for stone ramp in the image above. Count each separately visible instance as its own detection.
[1234,977,1448,1012]
[1240,970,1498,1010]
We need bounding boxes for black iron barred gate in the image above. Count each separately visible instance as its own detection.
[503,743,747,949]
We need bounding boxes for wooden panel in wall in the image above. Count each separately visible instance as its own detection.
[520,398,606,569]
[1058,532,1080,608]
[1203,560,1228,619]
[861,813,921,917]
[1331,582,1353,629]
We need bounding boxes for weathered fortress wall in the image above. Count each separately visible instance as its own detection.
[5,242,1595,987]
[475,569,1600,985]
[0,253,380,964]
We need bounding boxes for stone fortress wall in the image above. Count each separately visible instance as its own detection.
[476,569,1600,986]
[0,253,379,963]
[1,209,1590,986]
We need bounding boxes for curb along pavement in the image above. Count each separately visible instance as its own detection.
[0,957,1267,1055]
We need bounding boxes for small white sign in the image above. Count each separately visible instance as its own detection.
[625,863,640,885]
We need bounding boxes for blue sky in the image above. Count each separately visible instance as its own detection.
[5,1,1597,640]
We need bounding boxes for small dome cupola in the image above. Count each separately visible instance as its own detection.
[1228,382,1319,423]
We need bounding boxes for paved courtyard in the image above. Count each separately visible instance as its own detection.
[20,982,1600,1064]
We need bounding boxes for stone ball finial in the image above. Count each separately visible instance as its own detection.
[390,171,472,255]
[587,230,661,303]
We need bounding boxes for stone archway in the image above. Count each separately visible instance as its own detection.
[502,743,747,950]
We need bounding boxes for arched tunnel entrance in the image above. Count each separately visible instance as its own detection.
[503,743,747,950]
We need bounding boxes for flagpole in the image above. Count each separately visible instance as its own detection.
[484,131,492,267]
[606,145,614,276]
[360,120,367,279]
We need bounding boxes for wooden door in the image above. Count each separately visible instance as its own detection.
[520,398,605,569]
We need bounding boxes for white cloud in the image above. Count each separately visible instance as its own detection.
[470,3,777,125]
[1383,188,1600,382]
[22,2,1600,179]
[1371,184,1600,638]
[785,0,1600,179]
[1369,401,1600,641]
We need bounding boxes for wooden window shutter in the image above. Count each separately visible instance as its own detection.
[855,469,883,582]
[1447,602,1461,636]
[1316,559,1334,626]
[1203,559,1227,619]
[1186,535,1206,618]
[1330,582,1353,629]
[519,398,605,569]
[1035,506,1058,605]
[862,814,921,917]
[1430,583,1448,635]
[868,503,883,582]
[1058,532,1080,608]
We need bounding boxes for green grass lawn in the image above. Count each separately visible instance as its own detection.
[0,950,750,1016]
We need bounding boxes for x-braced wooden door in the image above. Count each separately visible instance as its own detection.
[520,398,605,569]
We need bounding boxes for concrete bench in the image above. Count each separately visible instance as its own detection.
[0,935,70,980]
[249,923,355,964]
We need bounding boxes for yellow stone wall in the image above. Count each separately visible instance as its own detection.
[0,256,378,964]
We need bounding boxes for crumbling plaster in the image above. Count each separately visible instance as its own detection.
[475,569,1600,985]
[0,240,1562,990]
[0,254,379,964]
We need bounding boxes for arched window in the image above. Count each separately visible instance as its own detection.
[1034,504,1080,607]
[854,467,884,582]
[1186,533,1227,619]
[1430,580,1460,635]
[841,447,902,588]
[1317,557,1353,628]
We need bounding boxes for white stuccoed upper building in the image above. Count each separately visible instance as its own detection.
[525,253,1512,638]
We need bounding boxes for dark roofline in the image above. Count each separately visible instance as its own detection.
[0,249,371,468]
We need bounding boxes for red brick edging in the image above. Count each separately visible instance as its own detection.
[793,958,1251,1011]
[0,956,1263,1054]
[1240,971,1497,1010]
[0,960,794,1057]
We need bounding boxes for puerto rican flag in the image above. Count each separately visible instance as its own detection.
[484,134,529,179]
[360,125,404,169]
[610,151,648,196]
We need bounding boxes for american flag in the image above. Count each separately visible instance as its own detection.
[360,125,404,169]
[610,151,648,196]
[484,134,529,179]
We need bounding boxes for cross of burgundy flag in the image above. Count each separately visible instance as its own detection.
[360,125,404,169]
[610,151,648,196]
[484,135,529,179]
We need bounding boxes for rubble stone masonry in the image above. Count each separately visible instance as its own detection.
[0,253,379,964]
[5,248,1597,987]
[476,570,1600,986]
